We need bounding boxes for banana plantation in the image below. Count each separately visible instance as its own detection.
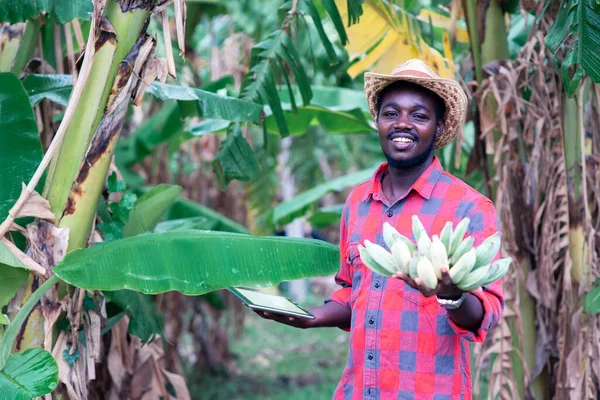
[0,0,599,398]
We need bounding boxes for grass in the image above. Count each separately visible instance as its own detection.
[187,293,349,399]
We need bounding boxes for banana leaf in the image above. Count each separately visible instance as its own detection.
[0,73,43,221]
[307,204,345,228]
[0,0,92,24]
[273,165,377,225]
[164,198,249,234]
[0,241,29,314]
[122,184,183,238]
[53,230,340,295]
[0,348,58,400]
[584,279,600,314]
[544,0,600,95]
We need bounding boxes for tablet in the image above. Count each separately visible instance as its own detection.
[227,287,315,319]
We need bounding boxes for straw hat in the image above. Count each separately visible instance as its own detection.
[364,59,468,149]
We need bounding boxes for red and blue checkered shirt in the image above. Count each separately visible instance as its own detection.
[328,157,504,400]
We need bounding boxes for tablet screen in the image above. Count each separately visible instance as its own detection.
[228,287,313,317]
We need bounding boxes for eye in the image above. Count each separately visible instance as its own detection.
[413,113,428,120]
[384,111,397,117]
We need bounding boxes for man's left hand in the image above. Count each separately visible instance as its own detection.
[392,267,482,299]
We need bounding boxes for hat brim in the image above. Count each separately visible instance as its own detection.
[364,72,468,149]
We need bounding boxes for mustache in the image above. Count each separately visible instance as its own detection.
[386,129,417,140]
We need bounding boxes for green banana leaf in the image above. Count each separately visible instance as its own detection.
[155,216,220,232]
[53,230,339,295]
[145,83,263,123]
[273,165,377,225]
[584,280,600,314]
[0,0,92,24]
[122,184,183,238]
[0,241,29,314]
[164,198,249,234]
[22,74,263,123]
[104,290,164,343]
[0,348,58,400]
[544,0,600,95]
[212,123,260,188]
[264,105,373,135]
[307,204,345,228]
[22,74,72,106]
[0,73,43,221]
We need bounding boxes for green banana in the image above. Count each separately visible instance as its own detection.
[383,222,416,254]
[408,253,419,279]
[449,236,474,265]
[391,239,411,274]
[449,248,477,285]
[364,240,398,275]
[417,256,438,290]
[449,217,471,256]
[439,221,453,249]
[477,257,512,287]
[473,232,502,268]
[358,244,393,277]
[455,257,489,290]
[417,234,432,259]
[430,235,449,280]
[411,215,427,242]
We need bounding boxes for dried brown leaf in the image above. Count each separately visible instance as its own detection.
[1,237,45,276]
[16,183,55,222]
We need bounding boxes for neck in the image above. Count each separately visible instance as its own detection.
[383,155,434,201]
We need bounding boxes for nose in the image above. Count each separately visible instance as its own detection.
[392,113,414,131]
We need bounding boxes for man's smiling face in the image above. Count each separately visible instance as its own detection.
[376,82,445,169]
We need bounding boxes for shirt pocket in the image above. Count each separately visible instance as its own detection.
[347,244,366,307]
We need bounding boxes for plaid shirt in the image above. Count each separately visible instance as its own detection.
[328,157,504,400]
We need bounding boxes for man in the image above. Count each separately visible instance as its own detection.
[257,59,504,399]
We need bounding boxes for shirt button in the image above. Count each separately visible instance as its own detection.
[369,319,374,325]
[367,354,373,360]
[387,211,393,217]
[374,282,380,288]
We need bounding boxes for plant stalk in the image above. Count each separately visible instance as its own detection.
[11,19,41,77]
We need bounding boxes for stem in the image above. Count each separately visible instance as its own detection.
[0,275,60,371]
[11,19,41,77]
[0,23,25,73]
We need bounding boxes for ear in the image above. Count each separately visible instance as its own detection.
[435,119,445,136]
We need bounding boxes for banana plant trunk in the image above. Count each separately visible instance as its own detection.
[463,0,549,398]
[15,0,163,364]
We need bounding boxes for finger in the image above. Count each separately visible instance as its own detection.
[440,267,453,287]
[470,286,483,294]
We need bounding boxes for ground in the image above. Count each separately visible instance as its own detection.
[188,292,349,399]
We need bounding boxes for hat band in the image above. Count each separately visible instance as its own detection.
[392,69,432,78]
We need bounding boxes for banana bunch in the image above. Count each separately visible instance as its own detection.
[357,215,512,292]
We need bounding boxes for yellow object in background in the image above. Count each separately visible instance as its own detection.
[335,0,457,80]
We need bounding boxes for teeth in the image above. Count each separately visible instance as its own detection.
[392,137,414,143]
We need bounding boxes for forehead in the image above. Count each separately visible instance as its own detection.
[379,84,437,108]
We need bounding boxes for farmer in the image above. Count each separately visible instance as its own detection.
[256,59,504,399]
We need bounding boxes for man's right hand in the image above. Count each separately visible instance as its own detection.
[253,300,352,330]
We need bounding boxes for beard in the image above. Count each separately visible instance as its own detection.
[383,135,435,169]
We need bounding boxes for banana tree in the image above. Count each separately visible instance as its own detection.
[0,0,355,398]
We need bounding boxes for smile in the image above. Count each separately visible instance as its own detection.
[392,137,414,144]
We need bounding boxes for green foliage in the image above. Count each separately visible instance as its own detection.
[122,184,183,238]
[0,0,92,24]
[22,74,72,106]
[104,290,164,343]
[53,230,340,295]
[0,241,29,315]
[0,73,43,221]
[164,198,249,234]
[240,28,311,137]
[213,123,261,188]
[584,278,600,314]
[544,0,600,96]
[306,204,344,228]
[273,165,377,225]
[145,82,263,123]
[0,275,59,371]
[0,348,58,400]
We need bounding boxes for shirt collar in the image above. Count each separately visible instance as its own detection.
[362,156,444,202]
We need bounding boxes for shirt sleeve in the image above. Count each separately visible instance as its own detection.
[447,198,505,343]
[326,200,353,310]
